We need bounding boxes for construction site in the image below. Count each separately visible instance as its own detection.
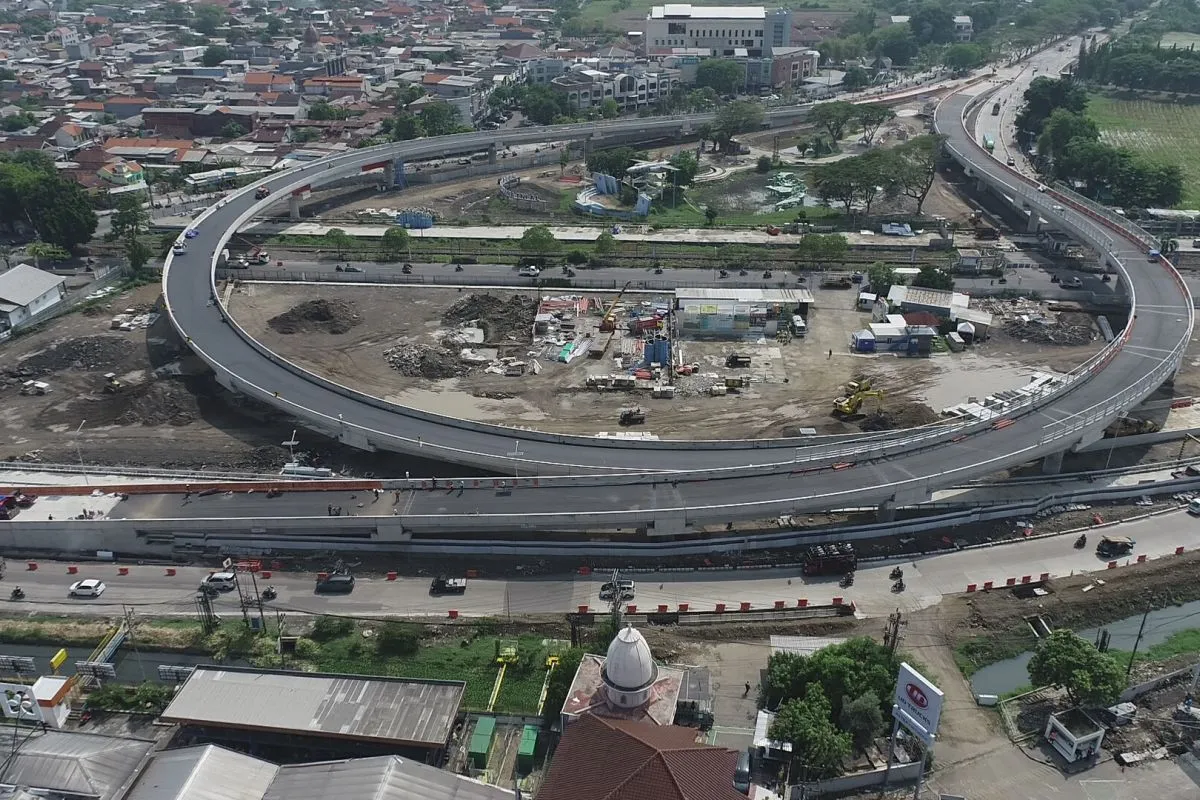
[226,278,1108,440]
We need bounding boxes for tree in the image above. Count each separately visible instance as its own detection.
[908,4,955,44]
[1027,629,1124,706]
[193,4,226,35]
[894,134,944,214]
[419,101,462,136]
[519,224,559,257]
[840,690,884,750]
[713,99,764,144]
[872,24,919,65]
[389,112,423,141]
[695,59,746,96]
[110,194,148,241]
[942,43,988,72]
[599,98,620,119]
[843,66,871,91]
[559,148,570,175]
[1015,76,1088,138]
[757,155,773,173]
[857,106,895,146]
[866,261,895,295]
[668,150,699,186]
[696,122,715,151]
[379,226,410,262]
[125,235,153,276]
[376,621,420,656]
[201,44,230,67]
[586,147,639,178]
[307,101,347,121]
[593,230,617,259]
[765,637,899,718]
[1038,110,1098,174]
[704,203,720,226]
[542,647,583,724]
[220,121,247,139]
[770,685,852,778]
[25,241,69,267]
[913,265,953,289]
[794,233,849,271]
[325,228,352,259]
[809,101,857,143]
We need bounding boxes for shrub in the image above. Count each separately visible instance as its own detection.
[295,637,321,660]
[756,155,773,173]
[566,248,589,264]
[309,615,354,642]
[377,621,420,656]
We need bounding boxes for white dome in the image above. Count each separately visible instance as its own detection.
[603,625,656,692]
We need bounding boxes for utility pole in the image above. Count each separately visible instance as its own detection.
[883,609,905,654]
[277,611,288,670]
[195,589,217,634]
[1126,607,1150,680]
[233,569,251,629]
[123,606,145,681]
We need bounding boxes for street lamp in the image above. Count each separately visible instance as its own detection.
[74,419,88,486]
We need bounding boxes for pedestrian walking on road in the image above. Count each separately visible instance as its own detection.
[828,349,833,359]
[744,682,751,697]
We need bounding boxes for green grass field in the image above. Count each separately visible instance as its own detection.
[1087,94,1200,207]
[1159,31,1200,48]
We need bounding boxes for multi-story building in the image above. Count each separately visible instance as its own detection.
[550,66,678,112]
[953,15,973,42]
[644,4,769,58]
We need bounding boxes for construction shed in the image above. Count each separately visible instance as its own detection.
[517,725,538,773]
[673,288,813,340]
[160,666,466,763]
[468,716,496,769]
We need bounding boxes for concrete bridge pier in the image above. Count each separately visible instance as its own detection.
[876,500,897,522]
[1041,449,1065,475]
[288,194,301,221]
[975,177,989,195]
[1026,211,1042,233]
[583,135,594,155]
[488,144,498,165]
[383,161,395,186]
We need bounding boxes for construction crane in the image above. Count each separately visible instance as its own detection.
[598,281,634,333]
[833,390,885,417]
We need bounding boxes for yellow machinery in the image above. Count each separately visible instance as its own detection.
[833,389,885,416]
[598,281,633,332]
[844,377,872,395]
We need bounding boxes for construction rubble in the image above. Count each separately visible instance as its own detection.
[383,341,467,379]
[978,297,1097,346]
[268,299,361,335]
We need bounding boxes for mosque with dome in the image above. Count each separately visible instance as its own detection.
[558,623,695,729]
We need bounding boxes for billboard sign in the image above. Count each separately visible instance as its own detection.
[893,662,943,746]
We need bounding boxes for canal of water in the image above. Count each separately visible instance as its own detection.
[969,598,1200,697]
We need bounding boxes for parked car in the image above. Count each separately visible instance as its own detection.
[315,573,355,594]
[518,265,541,277]
[68,579,106,598]
[199,572,238,592]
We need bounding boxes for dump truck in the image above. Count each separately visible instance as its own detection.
[725,353,752,368]
[801,543,857,576]
[102,373,122,393]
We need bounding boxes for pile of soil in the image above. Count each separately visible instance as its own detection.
[7,336,137,379]
[115,380,203,427]
[383,341,465,379]
[858,402,940,432]
[268,299,360,335]
[442,293,535,341]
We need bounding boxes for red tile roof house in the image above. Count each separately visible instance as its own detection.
[536,715,747,800]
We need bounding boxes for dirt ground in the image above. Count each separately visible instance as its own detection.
[226,283,1101,439]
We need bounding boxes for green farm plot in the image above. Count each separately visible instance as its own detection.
[1087,95,1200,207]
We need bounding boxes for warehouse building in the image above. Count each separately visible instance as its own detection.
[673,287,813,340]
[160,666,465,763]
[0,264,67,332]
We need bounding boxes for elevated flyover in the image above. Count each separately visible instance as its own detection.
[159,86,1193,533]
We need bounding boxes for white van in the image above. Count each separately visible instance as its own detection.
[791,315,807,337]
[1188,498,1200,515]
[518,266,540,277]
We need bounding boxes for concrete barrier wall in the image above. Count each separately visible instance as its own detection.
[794,761,922,796]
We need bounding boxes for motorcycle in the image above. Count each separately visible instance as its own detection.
[889,566,903,580]
[892,579,905,593]
[9,587,24,600]
[402,264,413,274]
[719,269,729,278]
[566,268,577,277]
[654,267,663,274]
[739,269,748,276]
[839,572,854,587]
[335,264,344,272]
[454,264,463,272]
[261,586,278,601]
[1075,533,1087,549]
[762,270,773,279]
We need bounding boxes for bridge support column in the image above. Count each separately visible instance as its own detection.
[1026,212,1041,233]
[288,194,301,221]
[1041,449,1064,475]
[975,177,988,195]
[876,501,897,523]
[488,144,497,165]
[583,135,594,155]
[383,161,395,186]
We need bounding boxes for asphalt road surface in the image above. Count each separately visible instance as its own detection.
[7,510,1198,619]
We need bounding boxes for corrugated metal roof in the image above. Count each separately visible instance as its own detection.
[160,666,465,748]
[264,755,514,800]
[123,745,278,800]
[674,288,814,304]
[0,264,65,308]
[0,729,154,800]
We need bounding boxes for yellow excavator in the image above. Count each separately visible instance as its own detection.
[598,280,634,333]
[833,389,885,417]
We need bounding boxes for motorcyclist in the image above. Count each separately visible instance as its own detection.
[10,586,23,599]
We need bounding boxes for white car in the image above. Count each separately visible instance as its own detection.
[68,579,106,598]
[518,266,541,277]
[172,242,187,256]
